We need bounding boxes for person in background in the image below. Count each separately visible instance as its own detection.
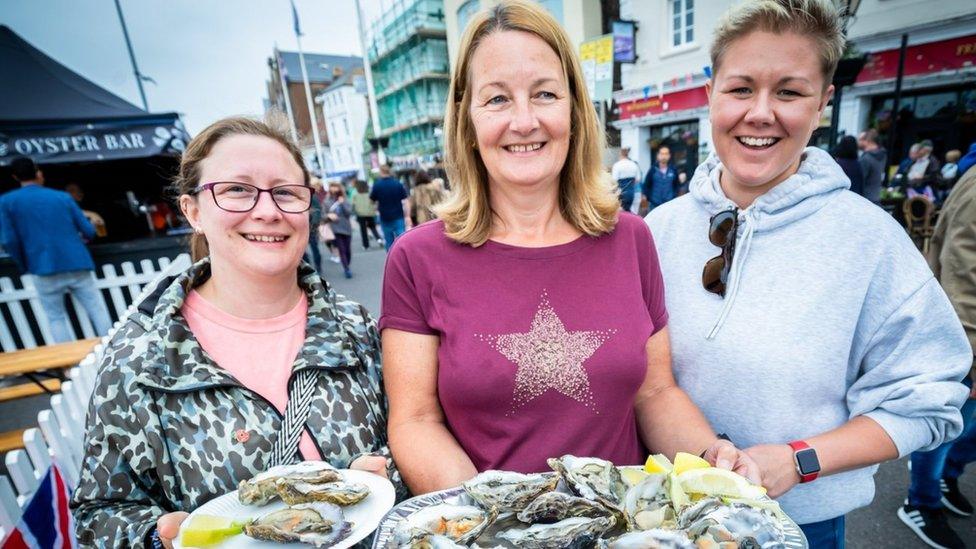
[64,182,107,237]
[906,140,941,201]
[70,116,398,547]
[832,135,864,197]
[410,169,447,225]
[857,129,887,204]
[642,145,679,211]
[611,147,642,212]
[370,164,412,249]
[352,178,382,249]
[957,142,976,178]
[899,158,976,549]
[304,177,324,272]
[645,1,970,546]
[941,149,961,189]
[896,142,922,180]
[327,181,354,279]
[0,157,112,342]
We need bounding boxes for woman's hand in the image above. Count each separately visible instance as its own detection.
[702,439,762,485]
[156,511,190,549]
[350,455,388,479]
[743,444,801,498]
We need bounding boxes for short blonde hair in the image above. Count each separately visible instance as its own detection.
[711,0,845,88]
[437,0,618,246]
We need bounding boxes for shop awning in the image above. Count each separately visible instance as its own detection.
[0,25,189,165]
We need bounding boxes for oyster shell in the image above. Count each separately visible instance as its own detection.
[238,461,341,505]
[622,474,676,530]
[598,529,695,549]
[462,470,559,513]
[678,498,784,548]
[243,502,352,547]
[276,479,370,506]
[395,503,498,545]
[516,491,613,524]
[547,456,627,508]
[401,534,469,548]
[497,515,616,548]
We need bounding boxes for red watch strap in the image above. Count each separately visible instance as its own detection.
[788,440,819,483]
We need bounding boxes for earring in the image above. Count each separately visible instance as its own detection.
[193,227,203,234]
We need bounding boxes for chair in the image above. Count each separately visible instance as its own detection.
[902,196,936,254]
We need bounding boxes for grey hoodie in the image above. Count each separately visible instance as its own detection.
[647,146,970,524]
[859,147,887,203]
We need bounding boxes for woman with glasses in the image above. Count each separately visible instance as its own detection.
[71,116,400,548]
[380,0,758,497]
[645,1,970,546]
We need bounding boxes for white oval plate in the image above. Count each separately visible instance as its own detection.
[175,469,395,549]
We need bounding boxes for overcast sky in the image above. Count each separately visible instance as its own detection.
[1,0,385,133]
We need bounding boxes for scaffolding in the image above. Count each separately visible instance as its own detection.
[368,0,449,160]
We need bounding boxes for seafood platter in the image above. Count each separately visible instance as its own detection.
[174,461,396,548]
[374,454,807,549]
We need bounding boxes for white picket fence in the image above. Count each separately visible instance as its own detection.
[0,253,192,539]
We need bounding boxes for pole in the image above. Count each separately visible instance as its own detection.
[828,86,842,149]
[354,0,386,165]
[885,33,908,184]
[274,46,300,143]
[113,0,149,111]
[295,35,326,177]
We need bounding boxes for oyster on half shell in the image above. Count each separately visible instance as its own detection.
[547,456,627,509]
[516,491,613,524]
[598,529,696,549]
[395,503,498,546]
[497,515,616,549]
[462,470,559,513]
[238,461,341,505]
[243,502,352,547]
[622,473,676,530]
[276,479,370,506]
[679,498,785,549]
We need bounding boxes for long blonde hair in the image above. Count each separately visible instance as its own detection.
[437,0,618,246]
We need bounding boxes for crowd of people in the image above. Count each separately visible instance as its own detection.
[1,1,970,548]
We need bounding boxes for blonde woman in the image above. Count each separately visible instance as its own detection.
[380,0,758,495]
[645,1,970,546]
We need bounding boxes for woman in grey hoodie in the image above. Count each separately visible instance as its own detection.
[646,1,971,547]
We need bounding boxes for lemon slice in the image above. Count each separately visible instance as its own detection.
[181,515,246,547]
[677,468,766,499]
[620,467,649,487]
[643,454,674,474]
[667,473,690,509]
[672,452,710,475]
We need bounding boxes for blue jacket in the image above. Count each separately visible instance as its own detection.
[0,185,96,275]
[643,164,678,208]
[958,142,976,179]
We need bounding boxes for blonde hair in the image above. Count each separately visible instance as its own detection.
[173,113,309,261]
[437,0,618,246]
[711,0,845,89]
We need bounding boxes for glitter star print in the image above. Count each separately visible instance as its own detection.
[478,291,616,414]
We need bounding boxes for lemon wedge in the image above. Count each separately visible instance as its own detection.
[677,468,766,499]
[667,473,690,509]
[181,515,246,547]
[620,467,649,486]
[643,454,674,474]
[672,452,710,475]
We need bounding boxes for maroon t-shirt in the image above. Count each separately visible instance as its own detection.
[379,214,668,473]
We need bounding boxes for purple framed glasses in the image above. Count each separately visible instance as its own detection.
[193,182,313,213]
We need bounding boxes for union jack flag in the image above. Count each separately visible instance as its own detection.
[1,465,76,549]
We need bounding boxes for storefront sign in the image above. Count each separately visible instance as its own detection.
[0,117,189,166]
[617,86,708,121]
[580,34,614,102]
[856,34,976,84]
[612,21,636,64]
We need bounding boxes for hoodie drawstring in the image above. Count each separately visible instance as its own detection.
[707,215,755,340]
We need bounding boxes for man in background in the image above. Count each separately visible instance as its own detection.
[0,156,111,342]
[611,147,641,213]
[642,146,679,212]
[370,164,411,250]
[857,129,887,204]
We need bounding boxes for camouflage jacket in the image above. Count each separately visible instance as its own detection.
[71,260,404,547]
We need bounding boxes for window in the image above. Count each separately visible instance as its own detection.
[671,0,694,47]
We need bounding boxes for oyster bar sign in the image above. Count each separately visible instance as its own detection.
[0,120,188,165]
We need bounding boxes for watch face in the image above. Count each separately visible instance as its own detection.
[795,448,821,474]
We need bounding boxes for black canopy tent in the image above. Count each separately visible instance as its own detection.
[0,25,190,245]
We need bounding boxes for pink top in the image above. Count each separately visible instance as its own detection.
[380,214,668,472]
[182,290,321,461]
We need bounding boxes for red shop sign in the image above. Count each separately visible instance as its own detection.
[856,34,976,84]
[617,86,709,121]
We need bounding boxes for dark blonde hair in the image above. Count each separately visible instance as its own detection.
[711,0,845,89]
[438,0,618,246]
[174,114,309,260]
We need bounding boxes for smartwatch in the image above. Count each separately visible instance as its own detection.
[788,440,821,483]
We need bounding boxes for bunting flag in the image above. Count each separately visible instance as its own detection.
[1,465,76,549]
[290,0,303,37]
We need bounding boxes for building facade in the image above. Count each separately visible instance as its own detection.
[266,51,363,175]
[319,75,371,181]
[367,0,450,170]
[613,0,976,177]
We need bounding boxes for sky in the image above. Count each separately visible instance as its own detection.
[1,0,384,134]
